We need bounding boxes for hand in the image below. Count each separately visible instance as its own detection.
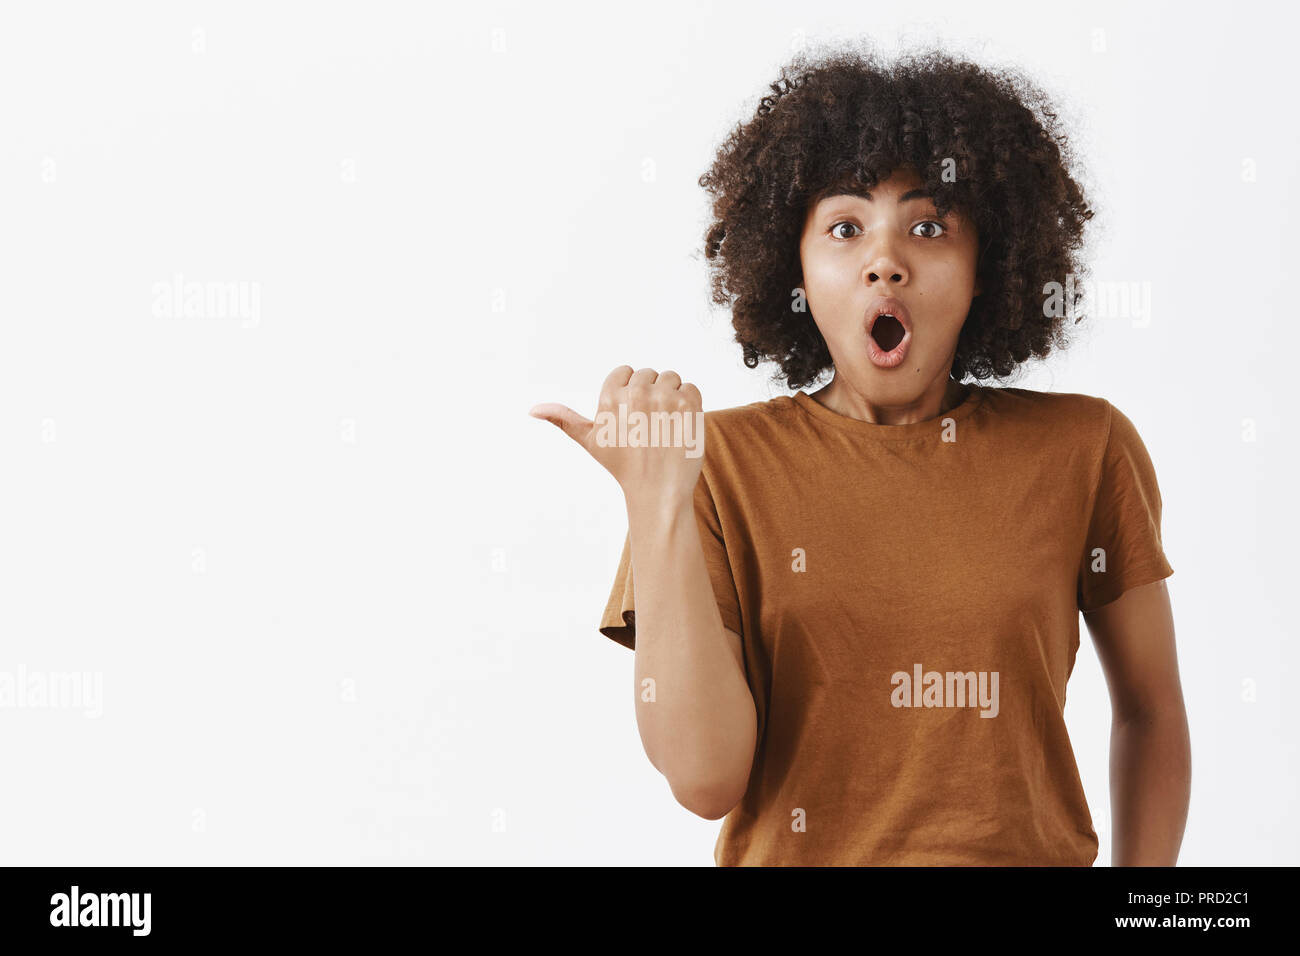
[529,365,706,507]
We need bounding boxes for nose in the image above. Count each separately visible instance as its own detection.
[863,236,908,285]
[864,255,907,285]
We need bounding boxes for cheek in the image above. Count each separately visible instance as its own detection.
[927,258,979,312]
[802,258,860,317]
[802,256,835,295]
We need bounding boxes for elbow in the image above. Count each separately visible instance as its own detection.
[670,774,748,821]
[1113,689,1189,727]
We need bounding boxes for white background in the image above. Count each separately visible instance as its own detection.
[1,0,1295,865]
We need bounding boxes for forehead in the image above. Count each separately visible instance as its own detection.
[814,165,927,202]
[815,184,934,205]
[806,183,940,227]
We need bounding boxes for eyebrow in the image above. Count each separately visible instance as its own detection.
[821,187,933,204]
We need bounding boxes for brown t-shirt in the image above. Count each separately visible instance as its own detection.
[598,384,1174,866]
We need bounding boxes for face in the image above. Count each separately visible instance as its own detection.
[798,165,981,409]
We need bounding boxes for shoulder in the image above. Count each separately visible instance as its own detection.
[702,394,803,441]
[978,385,1116,448]
[981,387,1165,473]
[696,395,805,480]
[979,385,1111,428]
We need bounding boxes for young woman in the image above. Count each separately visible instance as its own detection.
[531,44,1190,866]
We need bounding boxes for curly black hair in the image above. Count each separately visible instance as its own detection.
[697,41,1096,389]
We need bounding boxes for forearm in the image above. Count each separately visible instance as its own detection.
[1109,705,1191,866]
[625,495,756,814]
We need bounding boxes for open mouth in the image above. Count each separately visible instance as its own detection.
[870,314,906,352]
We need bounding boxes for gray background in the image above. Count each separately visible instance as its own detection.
[0,0,1293,864]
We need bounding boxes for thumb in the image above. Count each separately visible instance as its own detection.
[528,402,594,447]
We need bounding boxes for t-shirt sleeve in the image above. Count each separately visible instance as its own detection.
[1077,401,1174,612]
[597,471,744,650]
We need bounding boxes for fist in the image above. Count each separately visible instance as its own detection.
[529,365,706,507]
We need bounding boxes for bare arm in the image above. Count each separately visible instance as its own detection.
[1082,578,1191,866]
[531,365,756,819]
[627,496,755,818]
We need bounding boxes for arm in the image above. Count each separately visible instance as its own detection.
[1082,578,1191,866]
[531,365,756,819]
[627,496,756,819]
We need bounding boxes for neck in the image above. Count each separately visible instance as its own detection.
[810,374,970,426]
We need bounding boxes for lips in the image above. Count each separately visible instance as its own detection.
[864,297,914,369]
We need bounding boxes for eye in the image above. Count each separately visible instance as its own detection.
[827,219,948,240]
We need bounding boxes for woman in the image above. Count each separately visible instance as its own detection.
[530,43,1190,866]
